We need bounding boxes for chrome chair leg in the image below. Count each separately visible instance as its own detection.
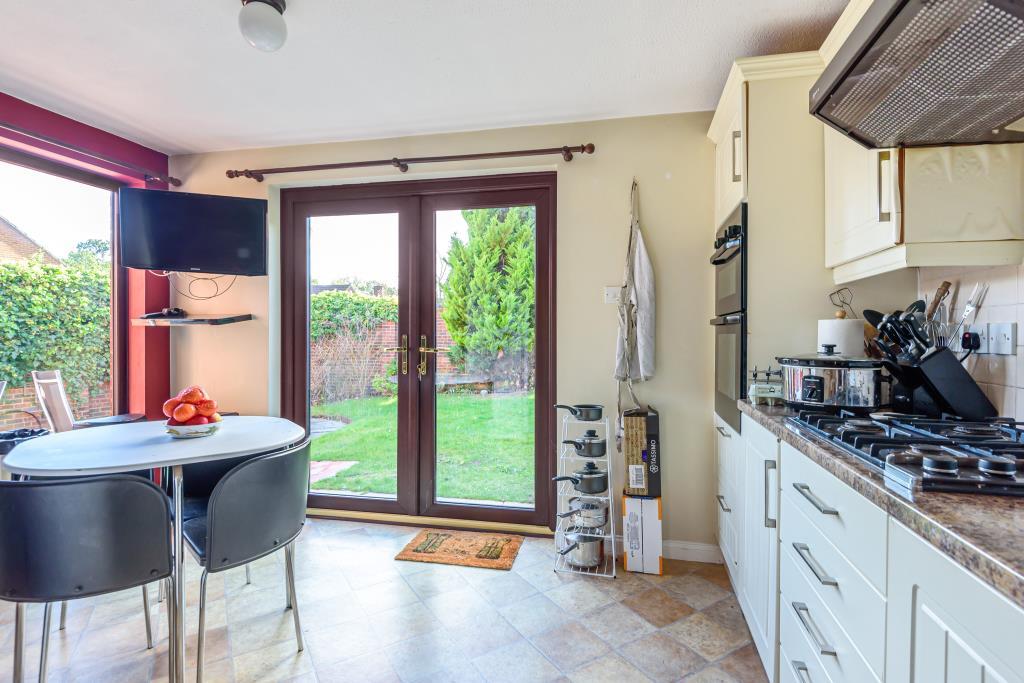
[58,601,67,631]
[197,571,209,683]
[39,603,52,682]
[245,564,251,585]
[158,580,165,603]
[142,585,153,649]
[13,603,25,682]
[164,578,175,683]
[284,543,303,652]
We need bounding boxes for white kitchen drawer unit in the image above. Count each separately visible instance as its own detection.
[780,600,835,683]
[781,494,885,678]
[781,547,879,683]
[781,443,887,592]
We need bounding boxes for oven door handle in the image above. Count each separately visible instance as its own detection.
[710,314,743,326]
[710,239,742,265]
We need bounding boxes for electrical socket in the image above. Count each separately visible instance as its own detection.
[990,322,1017,355]
[967,323,989,354]
[604,286,622,305]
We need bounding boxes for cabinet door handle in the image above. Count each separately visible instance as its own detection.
[716,494,731,512]
[715,426,731,438]
[731,130,742,183]
[793,543,838,587]
[877,150,892,222]
[793,483,839,516]
[764,460,777,529]
[793,602,837,657]
[791,660,812,683]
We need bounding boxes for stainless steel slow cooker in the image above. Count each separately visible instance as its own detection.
[775,344,885,410]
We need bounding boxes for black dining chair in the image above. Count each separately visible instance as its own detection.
[183,441,310,683]
[0,475,173,682]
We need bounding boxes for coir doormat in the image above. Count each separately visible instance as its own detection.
[395,529,524,570]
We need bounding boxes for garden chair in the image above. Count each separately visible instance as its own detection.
[31,370,144,432]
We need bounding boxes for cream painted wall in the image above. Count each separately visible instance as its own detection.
[169,114,719,547]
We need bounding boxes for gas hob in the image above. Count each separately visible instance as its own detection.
[786,410,1024,497]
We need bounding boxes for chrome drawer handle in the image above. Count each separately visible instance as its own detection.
[793,602,837,657]
[793,543,838,587]
[716,426,731,438]
[716,495,731,513]
[793,483,839,516]
[792,660,812,683]
[764,460,777,529]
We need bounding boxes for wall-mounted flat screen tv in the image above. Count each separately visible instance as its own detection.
[118,188,267,276]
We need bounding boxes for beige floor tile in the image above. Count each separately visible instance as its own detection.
[446,610,523,659]
[659,575,730,611]
[352,576,420,612]
[228,609,302,657]
[226,585,290,624]
[422,586,496,628]
[404,565,471,599]
[72,614,157,666]
[498,593,571,638]
[597,570,651,602]
[684,665,740,682]
[368,601,444,646]
[530,620,609,672]
[567,652,652,682]
[313,650,401,683]
[544,579,616,618]
[303,617,381,668]
[62,648,157,682]
[293,590,367,632]
[232,638,313,683]
[690,563,733,591]
[472,639,562,683]
[621,588,695,628]
[404,658,485,683]
[662,612,750,661]
[514,561,580,593]
[716,644,768,683]
[384,628,469,681]
[151,652,236,683]
[582,601,656,647]
[618,632,705,682]
[473,571,538,608]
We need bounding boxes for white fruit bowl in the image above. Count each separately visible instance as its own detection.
[165,421,220,439]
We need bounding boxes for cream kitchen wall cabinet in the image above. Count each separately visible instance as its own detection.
[710,82,746,230]
[886,519,1024,682]
[820,0,1024,284]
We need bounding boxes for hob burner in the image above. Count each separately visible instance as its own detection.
[978,457,1017,477]
[952,424,1005,437]
[922,453,958,475]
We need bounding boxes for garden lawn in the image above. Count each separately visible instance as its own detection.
[311,392,535,505]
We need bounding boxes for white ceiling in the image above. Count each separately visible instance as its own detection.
[0,1,845,155]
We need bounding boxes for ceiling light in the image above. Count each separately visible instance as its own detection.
[239,0,287,52]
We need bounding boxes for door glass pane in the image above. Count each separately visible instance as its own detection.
[0,160,113,431]
[434,207,536,509]
[308,213,399,499]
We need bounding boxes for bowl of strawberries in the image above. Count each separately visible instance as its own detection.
[163,385,223,439]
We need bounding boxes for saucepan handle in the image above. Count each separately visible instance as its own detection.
[558,542,579,556]
[552,476,579,485]
[554,404,580,416]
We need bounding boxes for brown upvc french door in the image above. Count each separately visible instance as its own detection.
[281,173,556,527]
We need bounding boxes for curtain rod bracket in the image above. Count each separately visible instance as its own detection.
[391,157,409,172]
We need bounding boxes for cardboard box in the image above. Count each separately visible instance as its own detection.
[623,407,660,497]
[623,496,663,575]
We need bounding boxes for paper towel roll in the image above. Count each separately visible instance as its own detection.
[817,318,866,357]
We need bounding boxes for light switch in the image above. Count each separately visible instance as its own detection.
[604,286,622,304]
[990,322,1017,355]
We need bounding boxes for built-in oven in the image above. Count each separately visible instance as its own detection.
[710,203,746,432]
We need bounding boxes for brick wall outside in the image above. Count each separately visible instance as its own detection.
[0,382,112,432]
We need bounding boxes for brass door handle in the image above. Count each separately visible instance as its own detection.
[384,334,408,375]
[416,335,449,378]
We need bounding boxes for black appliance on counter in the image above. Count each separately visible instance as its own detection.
[787,410,1024,497]
[710,203,747,432]
[810,0,1024,149]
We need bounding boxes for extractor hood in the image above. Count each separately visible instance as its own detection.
[810,0,1024,149]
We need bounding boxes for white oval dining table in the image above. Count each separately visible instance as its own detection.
[3,416,308,683]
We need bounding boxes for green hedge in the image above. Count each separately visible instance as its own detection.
[310,290,398,341]
[0,258,111,395]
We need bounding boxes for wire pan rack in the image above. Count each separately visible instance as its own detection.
[553,414,616,579]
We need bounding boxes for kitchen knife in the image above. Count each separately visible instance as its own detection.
[905,299,926,315]
[901,311,932,349]
[863,309,884,329]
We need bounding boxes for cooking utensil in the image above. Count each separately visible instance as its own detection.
[775,345,885,410]
[552,461,608,494]
[554,404,603,421]
[863,309,884,329]
[562,430,607,458]
[900,311,931,350]
[905,299,926,315]
[951,283,988,342]
[557,532,604,568]
[926,281,951,320]
[556,497,608,529]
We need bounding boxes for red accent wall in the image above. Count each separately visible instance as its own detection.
[0,92,171,419]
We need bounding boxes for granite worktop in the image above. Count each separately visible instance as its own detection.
[738,400,1024,610]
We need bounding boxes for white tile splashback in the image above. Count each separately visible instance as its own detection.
[919,265,1024,420]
